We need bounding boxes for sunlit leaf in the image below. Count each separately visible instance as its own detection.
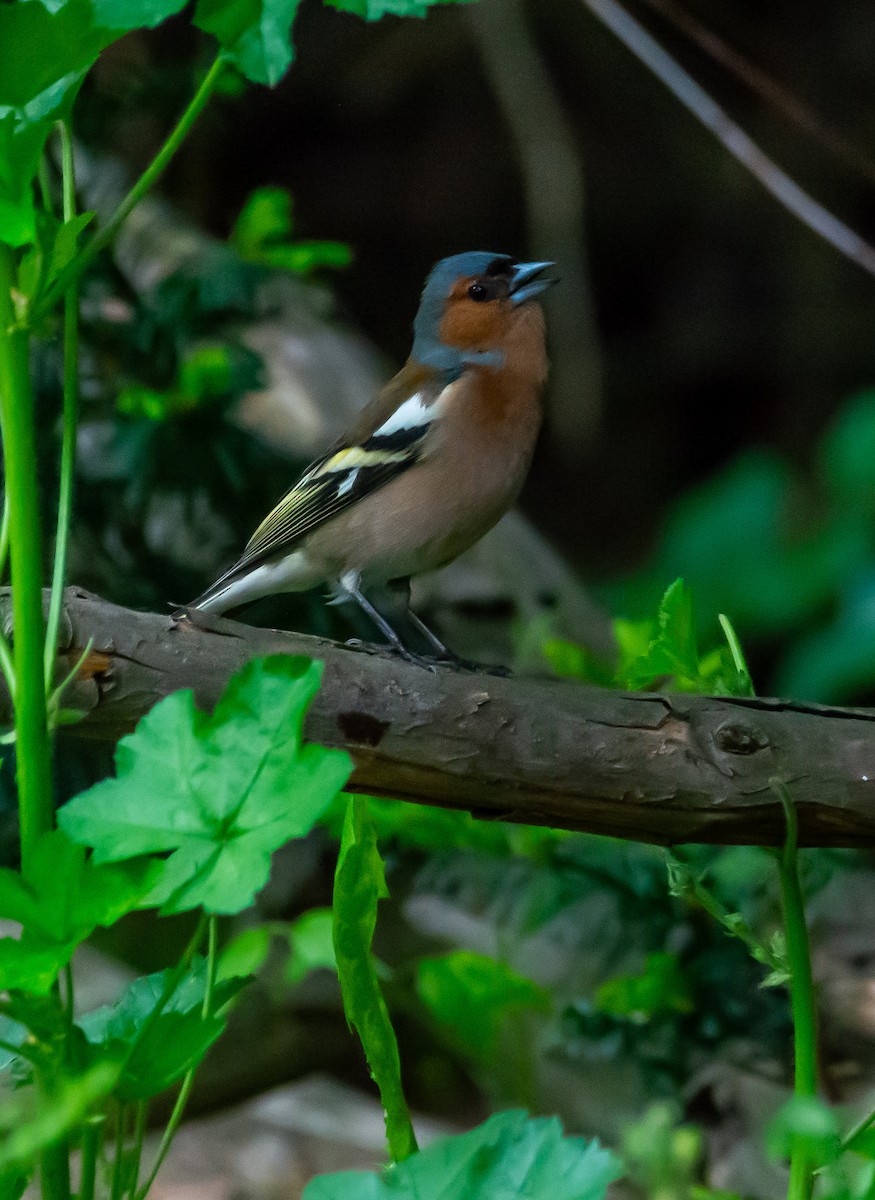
[59,656,351,915]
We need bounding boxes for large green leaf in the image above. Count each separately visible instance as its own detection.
[0,830,159,994]
[59,656,351,915]
[333,796,416,1162]
[0,0,187,246]
[303,1109,622,1200]
[78,959,246,1100]
[195,0,303,85]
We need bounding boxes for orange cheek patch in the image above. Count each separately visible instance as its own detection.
[438,298,505,350]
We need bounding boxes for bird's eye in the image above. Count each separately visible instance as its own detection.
[467,282,489,302]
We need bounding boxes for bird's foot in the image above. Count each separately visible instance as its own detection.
[427,650,513,677]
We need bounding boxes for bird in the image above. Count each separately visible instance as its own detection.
[181,251,555,663]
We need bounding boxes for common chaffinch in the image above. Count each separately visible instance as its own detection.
[184,251,555,660]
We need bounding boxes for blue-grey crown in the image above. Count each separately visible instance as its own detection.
[412,251,511,376]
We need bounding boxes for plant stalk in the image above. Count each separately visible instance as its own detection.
[44,120,79,695]
[134,915,219,1200]
[32,55,226,324]
[773,781,818,1200]
[78,1115,104,1200]
[0,245,54,871]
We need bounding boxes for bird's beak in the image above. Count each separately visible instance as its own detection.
[509,260,557,305]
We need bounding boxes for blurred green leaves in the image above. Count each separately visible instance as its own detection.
[596,387,875,702]
[767,1095,841,1169]
[59,656,351,914]
[545,578,753,696]
[324,0,477,19]
[115,342,249,421]
[416,950,550,1062]
[231,186,352,273]
[303,1110,622,1200]
[595,953,693,1022]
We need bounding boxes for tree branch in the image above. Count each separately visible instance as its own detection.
[18,587,875,849]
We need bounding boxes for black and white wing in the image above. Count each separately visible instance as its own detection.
[187,379,451,607]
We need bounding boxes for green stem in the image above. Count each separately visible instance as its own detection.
[666,849,786,975]
[78,1115,104,1200]
[134,915,219,1200]
[839,1106,875,1156]
[32,55,226,325]
[121,912,207,1079]
[63,959,75,1038]
[44,120,79,697]
[110,1103,127,1200]
[0,246,54,871]
[0,487,10,580]
[0,1036,40,1065]
[128,1101,148,1200]
[773,781,818,1200]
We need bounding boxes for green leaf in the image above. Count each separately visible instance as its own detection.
[286,907,336,984]
[622,1104,702,1195]
[624,578,699,688]
[846,1126,875,1161]
[0,1169,28,1200]
[766,1095,841,1169]
[0,941,80,996]
[92,0,189,29]
[324,0,477,20]
[333,796,416,1162]
[542,637,616,685]
[0,830,160,994]
[0,0,187,246]
[231,186,352,274]
[0,1062,120,1173]
[195,0,303,85]
[78,959,247,1101]
[59,656,351,915]
[594,952,693,1021]
[179,343,234,399]
[416,951,550,1062]
[232,185,294,252]
[303,1109,622,1200]
[217,925,274,982]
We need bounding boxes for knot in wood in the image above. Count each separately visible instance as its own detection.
[714,722,769,756]
[337,710,390,748]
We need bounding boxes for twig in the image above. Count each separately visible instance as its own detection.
[580,0,875,279]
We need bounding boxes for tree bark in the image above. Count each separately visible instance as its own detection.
[17,586,875,849]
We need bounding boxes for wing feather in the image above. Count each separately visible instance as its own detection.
[226,376,454,576]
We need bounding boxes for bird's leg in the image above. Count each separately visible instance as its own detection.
[386,579,513,677]
[386,578,455,659]
[338,572,434,669]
